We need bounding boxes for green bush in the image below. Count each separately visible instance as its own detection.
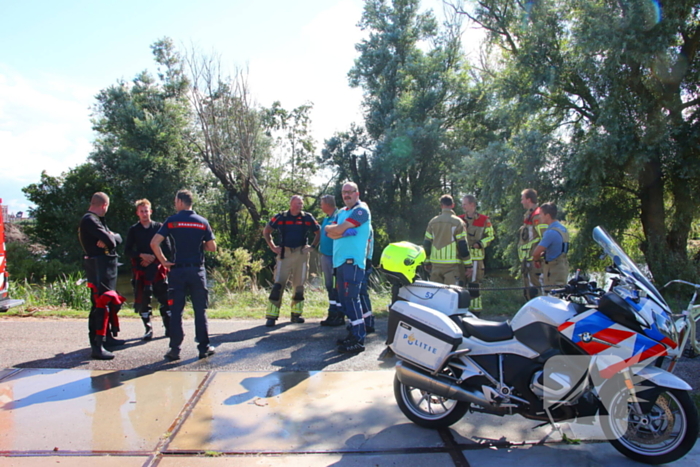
[208,247,264,306]
[6,242,80,283]
[12,273,90,311]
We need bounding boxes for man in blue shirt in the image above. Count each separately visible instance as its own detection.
[318,194,344,327]
[151,190,217,361]
[532,202,570,288]
[326,182,372,354]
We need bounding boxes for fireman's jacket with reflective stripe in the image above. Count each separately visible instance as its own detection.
[424,209,471,266]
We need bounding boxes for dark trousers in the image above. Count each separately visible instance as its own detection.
[168,266,209,352]
[84,256,118,337]
[337,263,366,342]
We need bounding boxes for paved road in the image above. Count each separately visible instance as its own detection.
[2,316,700,466]
[0,316,395,372]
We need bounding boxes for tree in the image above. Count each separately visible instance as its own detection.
[90,38,202,232]
[185,50,273,249]
[455,0,700,282]
[23,165,107,265]
[340,0,474,241]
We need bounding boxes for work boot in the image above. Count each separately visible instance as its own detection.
[291,313,305,324]
[104,334,126,348]
[91,335,115,360]
[198,345,216,359]
[164,348,180,361]
[265,318,277,327]
[338,338,365,354]
[320,311,345,327]
[336,330,354,345]
[142,318,153,341]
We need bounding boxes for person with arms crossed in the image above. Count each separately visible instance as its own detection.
[326,182,372,354]
[78,192,125,360]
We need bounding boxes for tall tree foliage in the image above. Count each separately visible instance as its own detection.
[457,0,700,282]
[185,51,272,249]
[90,38,201,231]
[333,0,473,241]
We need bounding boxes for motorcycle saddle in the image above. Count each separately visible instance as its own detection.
[460,317,514,342]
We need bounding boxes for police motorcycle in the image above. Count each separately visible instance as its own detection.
[378,229,698,465]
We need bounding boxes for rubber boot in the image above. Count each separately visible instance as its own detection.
[91,335,115,360]
[142,317,153,341]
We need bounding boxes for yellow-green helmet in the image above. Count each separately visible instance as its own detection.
[378,241,426,286]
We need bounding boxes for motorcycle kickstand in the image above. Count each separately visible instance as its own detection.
[530,407,565,439]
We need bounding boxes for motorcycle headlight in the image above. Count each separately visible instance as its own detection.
[654,310,679,348]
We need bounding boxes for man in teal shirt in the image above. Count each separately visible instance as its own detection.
[319,194,344,327]
[325,182,372,354]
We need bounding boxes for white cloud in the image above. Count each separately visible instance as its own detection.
[249,0,365,146]
[0,65,96,211]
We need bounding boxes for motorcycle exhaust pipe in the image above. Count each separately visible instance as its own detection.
[396,361,510,414]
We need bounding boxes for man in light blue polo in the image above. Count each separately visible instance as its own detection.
[325,182,371,354]
[318,194,344,327]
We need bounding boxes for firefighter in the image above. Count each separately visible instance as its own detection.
[423,195,472,286]
[532,202,570,287]
[78,192,125,360]
[263,195,320,327]
[124,199,171,340]
[151,190,217,361]
[518,188,548,300]
[459,195,494,314]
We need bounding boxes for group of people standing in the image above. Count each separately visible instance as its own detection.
[423,188,569,313]
[263,182,374,354]
[77,184,568,361]
[78,190,216,361]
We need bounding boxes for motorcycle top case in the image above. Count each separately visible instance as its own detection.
[387,300,463,371]
[397,280,470,316]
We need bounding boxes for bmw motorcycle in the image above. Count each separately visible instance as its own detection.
[381,227,698,465]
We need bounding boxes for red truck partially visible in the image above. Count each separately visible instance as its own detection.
[0,198,24,312]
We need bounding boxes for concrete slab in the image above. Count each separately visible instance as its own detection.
[463,441,700,466]
[0,456,147,467]
[0,368,205,452]
[159,452,454,466]
[168,370,445,452]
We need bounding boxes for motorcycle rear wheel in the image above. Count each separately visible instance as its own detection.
[602,386,698,465]
[393,374,469,429]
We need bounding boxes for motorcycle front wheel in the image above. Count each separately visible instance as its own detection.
[602,386,699,465]
[393,374,469,429]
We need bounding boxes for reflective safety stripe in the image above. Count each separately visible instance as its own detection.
[362,311,373,318]
[351,318,364,326]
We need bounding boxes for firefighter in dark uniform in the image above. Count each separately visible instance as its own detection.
[151,189,217,361]
[78,192,125,360]
[263,195,320,327]
[124,199,171,340]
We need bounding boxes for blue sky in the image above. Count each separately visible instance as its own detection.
[0,0,470,214]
